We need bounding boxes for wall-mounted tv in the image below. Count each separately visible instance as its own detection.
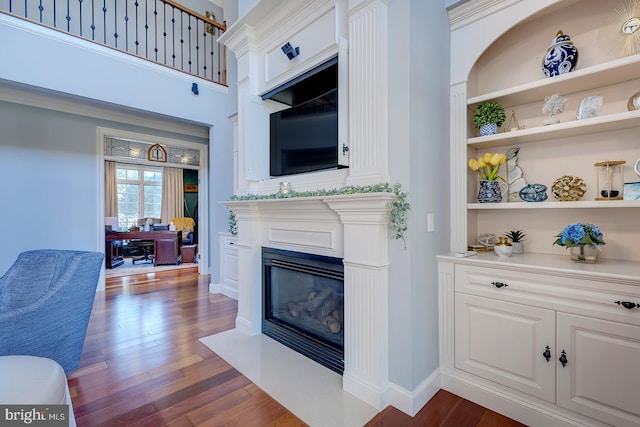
[270,89,338,176]
[263,57,340,177]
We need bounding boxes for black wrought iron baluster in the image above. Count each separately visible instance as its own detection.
[113,0,118,48]
[134,0,139,55]
[153,0,158,61]
[171,5,176,67]
[203,27,207,79]
[162,1,167,65]
[179,10,184,71]
[66,0,71,32]
[124,0,129,51]
[38,0,43,23]
[102,0,107,44]
[187,15,192,73]
[79,0,83,37]
[53,0,57,27]
[90,0,95,40]
[218,27,222,81]
[195,20,199,75]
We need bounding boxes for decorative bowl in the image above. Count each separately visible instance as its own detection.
[519,184,548,202]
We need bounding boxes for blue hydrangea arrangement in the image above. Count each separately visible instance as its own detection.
[553,223,605,248]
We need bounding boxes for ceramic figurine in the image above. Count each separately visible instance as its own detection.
[542,30,579,77]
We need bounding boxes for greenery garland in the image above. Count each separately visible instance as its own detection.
[226,182,410,246]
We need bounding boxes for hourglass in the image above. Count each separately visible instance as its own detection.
[595,160,625,200]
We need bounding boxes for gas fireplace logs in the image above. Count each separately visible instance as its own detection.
[288,288,344,334]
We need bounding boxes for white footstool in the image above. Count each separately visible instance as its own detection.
[0,355,76,426]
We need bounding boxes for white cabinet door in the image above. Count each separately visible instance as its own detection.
[455,293,556,402]
[219,234,238,300]
[556,313,640,427]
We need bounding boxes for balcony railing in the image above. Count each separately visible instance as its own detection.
[2,0,226,85]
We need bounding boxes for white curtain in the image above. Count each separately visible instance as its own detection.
[104,161,118,217]
[161,167,184,223]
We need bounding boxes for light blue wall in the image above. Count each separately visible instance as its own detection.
[0,12,235,283]
[388,0,450,391]
[0,101,208,275]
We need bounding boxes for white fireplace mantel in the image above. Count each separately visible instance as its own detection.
[223,192,395,409]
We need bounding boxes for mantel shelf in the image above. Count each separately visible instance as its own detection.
[467,109,640,149]
[468,200,640,209]
[467,54,640,107]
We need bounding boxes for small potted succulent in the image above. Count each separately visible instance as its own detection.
[473,101,506,136]
[505,229,526,254]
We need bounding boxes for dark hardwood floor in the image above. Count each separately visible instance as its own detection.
[68,267,526,426]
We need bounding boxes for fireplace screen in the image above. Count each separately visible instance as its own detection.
[262,247,344,374]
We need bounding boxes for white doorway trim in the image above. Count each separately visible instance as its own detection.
[96,126,210,291]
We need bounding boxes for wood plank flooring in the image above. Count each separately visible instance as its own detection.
[69,267,527,426]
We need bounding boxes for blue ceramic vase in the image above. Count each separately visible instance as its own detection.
[478,180,507,203]
[542,30,578,78]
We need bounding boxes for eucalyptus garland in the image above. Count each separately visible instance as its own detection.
[227,182,410,246]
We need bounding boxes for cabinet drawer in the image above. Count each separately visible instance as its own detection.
[455,264,640,326]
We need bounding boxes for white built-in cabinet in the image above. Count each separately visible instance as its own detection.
[443,1,640,426]
[439,255,640,427]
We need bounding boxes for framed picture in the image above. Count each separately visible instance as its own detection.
[184,184,198,193]
[623,182,640,200]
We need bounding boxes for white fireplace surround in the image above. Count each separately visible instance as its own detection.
[224,193,395,409]
[218,0,407,411]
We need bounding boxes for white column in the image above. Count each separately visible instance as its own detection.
[224,201,262,335]
[323,192,394,409]
[450,82,469,252]
[346,0,389,186]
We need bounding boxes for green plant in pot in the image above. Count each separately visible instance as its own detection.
[504,229,526,254]
[473,101,506,136]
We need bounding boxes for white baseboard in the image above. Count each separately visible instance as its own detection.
[439,371,607,427]
[388,369,441,417]
[209,282,221,294]
[209,282,238,300]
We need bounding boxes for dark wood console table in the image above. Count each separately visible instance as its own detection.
[105,231,180,268]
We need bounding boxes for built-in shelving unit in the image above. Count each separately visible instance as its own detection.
[456,0,640,261]
[442,4,640,425]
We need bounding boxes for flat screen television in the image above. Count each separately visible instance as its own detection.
[269,88,338,177]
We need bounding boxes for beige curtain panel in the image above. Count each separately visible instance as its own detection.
[104,161,118,217]
[161,167,184,223]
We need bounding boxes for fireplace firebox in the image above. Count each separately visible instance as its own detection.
[262,247,344,374]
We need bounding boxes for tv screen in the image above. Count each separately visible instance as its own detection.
[270,88,338,177]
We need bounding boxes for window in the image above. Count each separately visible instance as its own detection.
[116,164,162,228]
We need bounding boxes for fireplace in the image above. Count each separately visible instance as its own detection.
[262,247,344,374]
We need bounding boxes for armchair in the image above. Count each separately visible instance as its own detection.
[171,216,195,245]
[0,250,104,373]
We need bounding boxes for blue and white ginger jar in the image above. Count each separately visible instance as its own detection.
[542,30,578,78]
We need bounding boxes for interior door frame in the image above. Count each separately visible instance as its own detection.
[96,126,209,291]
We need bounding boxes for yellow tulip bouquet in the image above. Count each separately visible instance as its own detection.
[468,152,507,181]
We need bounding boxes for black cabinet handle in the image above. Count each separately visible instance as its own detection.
[615,301,639,310]
[559,350,568,367]
[491,281,508,288]
[543,346,551,362]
